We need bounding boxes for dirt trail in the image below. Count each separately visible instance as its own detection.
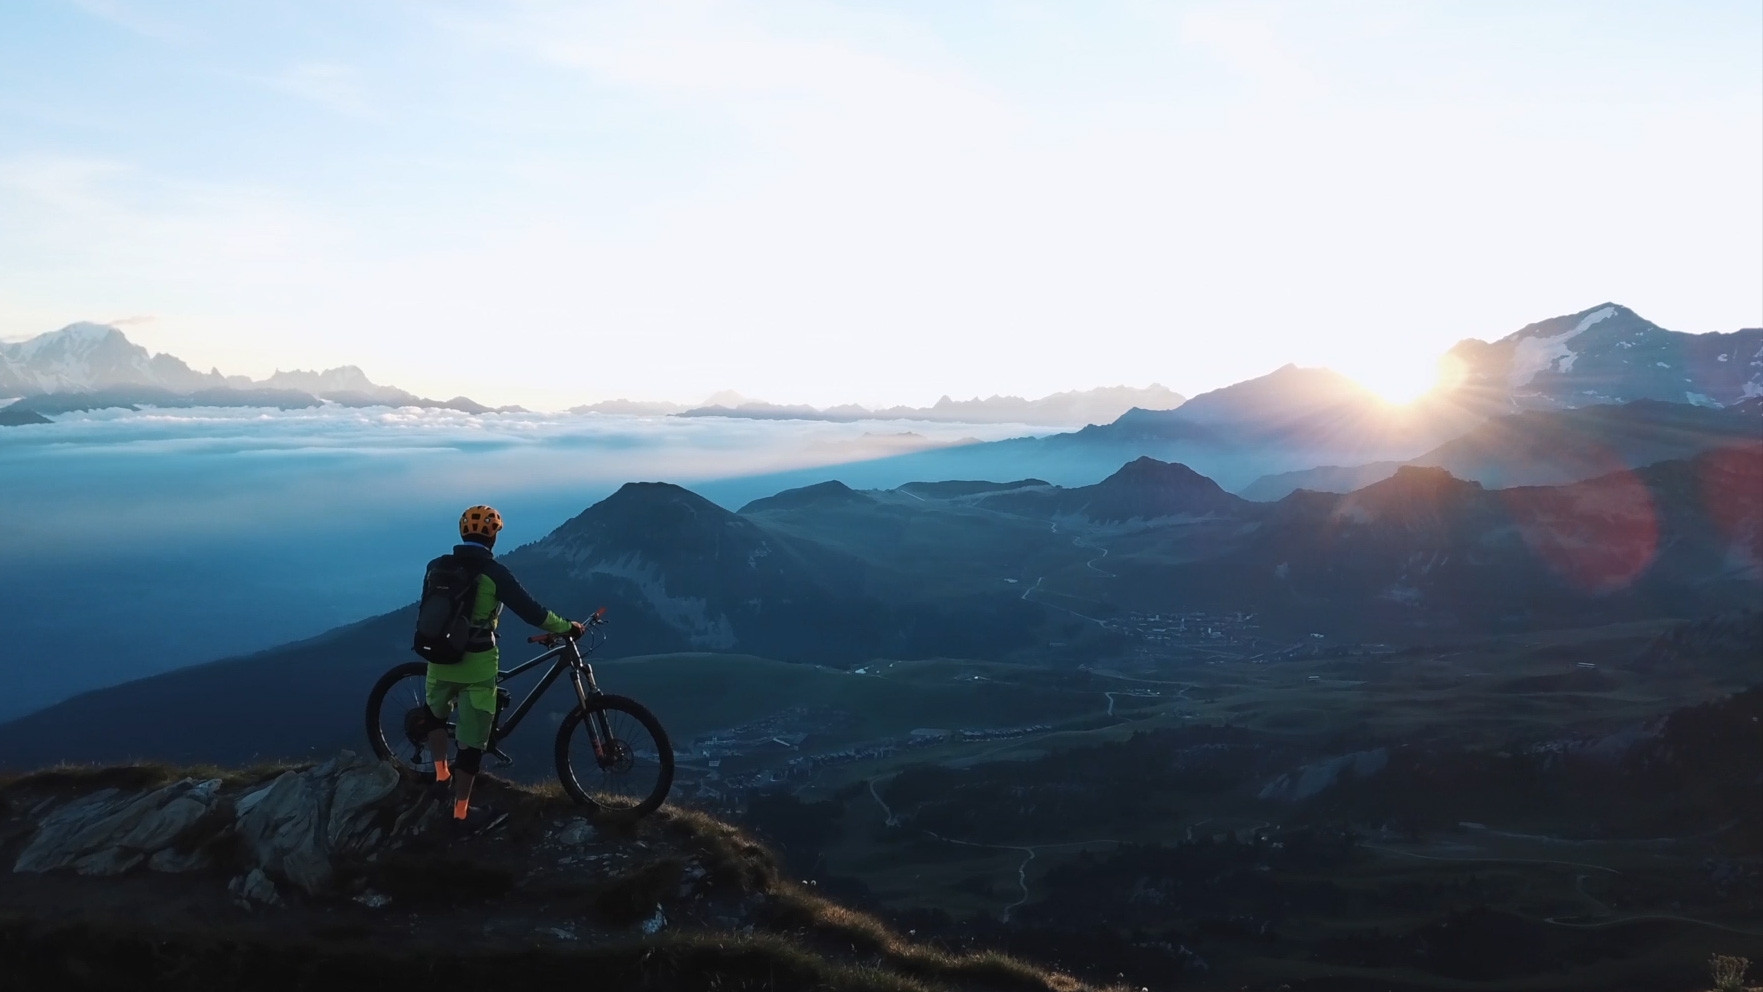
[1016,525,1109,624]
[865,776,899,827]
[1070,535,1115,577]
[922,833,1124,923]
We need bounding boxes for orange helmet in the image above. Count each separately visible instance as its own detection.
[459,505,504,542]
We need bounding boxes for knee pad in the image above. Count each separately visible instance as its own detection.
[404,706,445,742]
[455,747,484,775]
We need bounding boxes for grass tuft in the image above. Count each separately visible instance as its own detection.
[1711,954,1752,992]
[768,884,1101,992]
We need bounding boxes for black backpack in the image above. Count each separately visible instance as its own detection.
[412,555,485,664]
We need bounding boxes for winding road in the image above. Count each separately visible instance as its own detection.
[866,776,899,827]
[1015,525,1113,624]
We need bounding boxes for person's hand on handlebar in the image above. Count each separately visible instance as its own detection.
[528,609,607,644]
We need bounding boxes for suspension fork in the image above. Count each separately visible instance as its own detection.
[567,645,615,763]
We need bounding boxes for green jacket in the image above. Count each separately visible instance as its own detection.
[436,541,573,683]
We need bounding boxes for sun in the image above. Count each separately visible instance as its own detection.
[1361,372,1437,407]
[1352,354,1468,407]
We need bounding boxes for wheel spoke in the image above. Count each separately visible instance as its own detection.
[557,697,672,817]
[366,665,441,773]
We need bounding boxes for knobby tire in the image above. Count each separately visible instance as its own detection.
[554,694,674,819]
[365,661,430,766]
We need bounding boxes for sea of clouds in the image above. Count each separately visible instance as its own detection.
[1,406,1046,724]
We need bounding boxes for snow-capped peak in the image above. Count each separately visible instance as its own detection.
[0,322,211,395]
[1507,305,1618,390]
[10,322,125,361]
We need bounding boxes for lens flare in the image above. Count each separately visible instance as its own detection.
[1506,463,1659,594]
[1698,443,1763,578]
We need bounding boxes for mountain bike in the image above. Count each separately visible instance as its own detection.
[365,609,674,819]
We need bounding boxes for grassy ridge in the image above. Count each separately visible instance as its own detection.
[0,763,1124,992]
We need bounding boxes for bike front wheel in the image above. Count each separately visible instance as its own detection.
[365,661,447,770]
[554,694,674,819]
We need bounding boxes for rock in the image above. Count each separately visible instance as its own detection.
[13,789,125,872]
[557,819,596,846]
[115,781,220,851]
[234,783,277,818]
[353,890,391,909]
[72,848,144,875]
[391,796,434,839]
[10,751,423,897]
[14,779,222,875]
[229,868,281,906]
[326,761,400,849]
[234,751,416,895]
[677,861,709,897]
[640,905,667,934]
[148,846,212,874]
[236,770,328,893]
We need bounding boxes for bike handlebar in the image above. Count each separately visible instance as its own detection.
[528,608,608,645]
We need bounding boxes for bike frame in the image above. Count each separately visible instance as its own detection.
[486,625,608,752]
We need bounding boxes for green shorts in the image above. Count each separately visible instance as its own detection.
[425,670,497,751]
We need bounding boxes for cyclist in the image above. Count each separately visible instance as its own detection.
[418,504,584,832]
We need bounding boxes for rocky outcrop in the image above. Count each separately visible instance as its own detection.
[14,776,225,876]
[10,751,419,902]
[0,755,1108,992]
[233,751,404,894]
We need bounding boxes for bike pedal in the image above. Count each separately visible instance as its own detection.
[488,747,514,767]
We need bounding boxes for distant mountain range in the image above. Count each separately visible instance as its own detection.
[1241,399,1763,500]
[3,440,1756,766]
[675,385,1186,427]
[571,385,1186,427]
[0,323,509,417]
[7,303,1755,436]
[846,362,1487,493]
[844,304,1762,492]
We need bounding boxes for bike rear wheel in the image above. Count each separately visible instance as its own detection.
[365,661,449,769]
[554,695,673,819]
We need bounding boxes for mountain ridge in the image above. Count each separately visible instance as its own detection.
[1240,399,1763,499]
[5,445,1756,767]
[672,384,1186,428]
[1444,302,1763,411]
[901,303,1763,492]
[0,323,506,415]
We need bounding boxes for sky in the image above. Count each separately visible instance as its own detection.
[1,0,1758,410]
